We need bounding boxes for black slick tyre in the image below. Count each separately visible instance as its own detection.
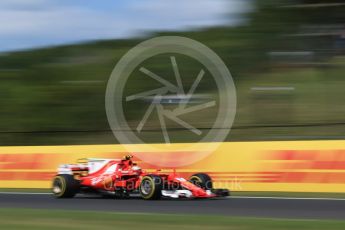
[140,175,163,200]
[189,173,213,190]
[52,174,79,198]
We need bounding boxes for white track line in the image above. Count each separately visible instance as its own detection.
[1,192,345,201]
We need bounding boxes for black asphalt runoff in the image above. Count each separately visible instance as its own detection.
[1,193,345,220]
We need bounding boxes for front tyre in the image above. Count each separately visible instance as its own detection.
[140,175,162,200]
[52,174,79,198]
[189,173,213,190]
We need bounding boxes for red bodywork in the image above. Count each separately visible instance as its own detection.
[66,158,215,198]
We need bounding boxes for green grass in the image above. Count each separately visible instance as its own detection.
[0,208,344,230]
[0,27,345,145]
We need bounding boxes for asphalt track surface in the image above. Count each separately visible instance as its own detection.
[1,193,345,220]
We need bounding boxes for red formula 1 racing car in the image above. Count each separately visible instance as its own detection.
[52,155,229,200]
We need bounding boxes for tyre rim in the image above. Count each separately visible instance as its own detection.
[190,177,202,187]
[53,178,62,194]
[141,179,152,195]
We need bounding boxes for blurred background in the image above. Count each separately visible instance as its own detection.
[0,0,344,145]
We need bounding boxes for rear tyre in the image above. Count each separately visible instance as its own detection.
[189,173,213,190]
[140,175,162,200]
[52,174,79,198]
